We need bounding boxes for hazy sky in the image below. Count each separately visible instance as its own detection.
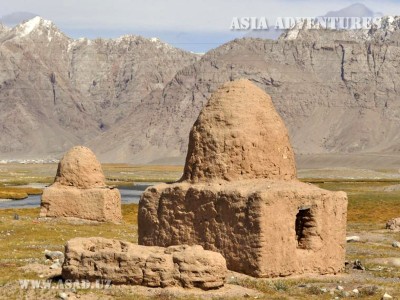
[2,0,400,52]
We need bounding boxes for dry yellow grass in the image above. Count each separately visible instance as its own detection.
[102,164,183,183]
[316,181,400,225]
[0,204,138,285]
[0,187,43,200]
[0,163,183,187]
[0,165,400,299]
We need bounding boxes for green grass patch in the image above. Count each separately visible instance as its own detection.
[314,181,400,224]
[0,187,43,200]
[0,204,138,285]
[0,163,183,188]
[301,178,400,183]
[1,166,400,298]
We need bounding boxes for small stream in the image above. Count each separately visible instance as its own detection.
[0,183,152,209]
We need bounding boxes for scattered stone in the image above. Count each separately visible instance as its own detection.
[382,292,393,300]
[44,249,64,262]
[227,276,238,284]
[353,259,366,270]
[337,285,344,291]
[58,292,68,300]
[353,288,359,294]
[346,236,361,242]
[386,218,400,231]
[138,79,348,277]
[50,260,61,269]
[62,237,227,290]
[40,146,122,223]
[392,241,400,248]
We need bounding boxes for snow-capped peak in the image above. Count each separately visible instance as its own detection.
[148,37,173,50]
[15,16,54,37]
[113,35,173,50]
[115,34,138,43]
[11,16,67,43]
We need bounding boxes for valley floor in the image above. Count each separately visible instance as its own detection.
[0,164,400,299]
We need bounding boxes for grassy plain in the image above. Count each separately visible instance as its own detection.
[0,163,183,199]
[0,165,400,299]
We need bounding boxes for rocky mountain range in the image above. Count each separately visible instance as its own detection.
[2,16,400,165]
[0,17,198,160]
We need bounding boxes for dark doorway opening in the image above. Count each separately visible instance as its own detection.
[295,207,313,249]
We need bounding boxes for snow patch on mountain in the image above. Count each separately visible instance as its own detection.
[11,16,68,43]
[16,16,52,37]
